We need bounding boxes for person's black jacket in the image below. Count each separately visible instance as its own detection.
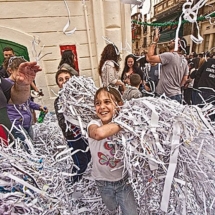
[0,66,9,78]
[195,58,215,89]
[54,97,81,140]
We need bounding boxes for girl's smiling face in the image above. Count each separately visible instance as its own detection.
[95,90,117,124]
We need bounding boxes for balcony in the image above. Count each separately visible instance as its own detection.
[154,0,186,21]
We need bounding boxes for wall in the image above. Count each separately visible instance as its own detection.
[0,0,131,111]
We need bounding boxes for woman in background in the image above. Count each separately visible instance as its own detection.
[121,54,144,89]
[98,44,125,93]
[58,50,78,76]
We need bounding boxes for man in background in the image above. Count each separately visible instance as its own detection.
[194,57,215,121]
[147,28,188,103]
[0,47,15,78]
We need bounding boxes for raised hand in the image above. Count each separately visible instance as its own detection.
[15,62,42,86]
[153,28,160,43]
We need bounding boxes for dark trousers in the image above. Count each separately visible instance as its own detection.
[194,88,215,121]
[184,88,193,105]
[192,89,201,105]
[67,137,91,183]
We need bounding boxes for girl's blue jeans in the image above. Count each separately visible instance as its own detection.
[95,174,138,215]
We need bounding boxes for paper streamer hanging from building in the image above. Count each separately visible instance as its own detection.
[174,0,207,51]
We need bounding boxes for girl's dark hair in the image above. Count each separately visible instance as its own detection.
[121,54,139,80]
[94,87,123,105]
[98,44,120,76]
[55,69,73,85]
[7,57,26,70]
[58,50,75,69]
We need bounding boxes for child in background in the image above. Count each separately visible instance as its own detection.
[54,70,91,183]
[122,74,142,101]
[6,57,47,141]
[87,87,137,215]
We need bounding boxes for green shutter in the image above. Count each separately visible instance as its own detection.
[0,39,30,64]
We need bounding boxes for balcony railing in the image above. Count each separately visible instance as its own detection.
[154,0,186,19]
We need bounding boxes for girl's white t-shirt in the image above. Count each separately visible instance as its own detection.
[87,119,125,181]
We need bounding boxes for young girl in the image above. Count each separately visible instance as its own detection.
[87,87,137,215]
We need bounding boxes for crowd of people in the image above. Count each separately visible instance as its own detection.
[0,29,215,214]
[99,35,215,111]
[90,33,215,213]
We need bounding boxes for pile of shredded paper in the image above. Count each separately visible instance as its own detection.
[0,114,111,215]
[112,97,215,214]
[0,76,215,214]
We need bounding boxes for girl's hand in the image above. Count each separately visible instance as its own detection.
[16,62,42,86]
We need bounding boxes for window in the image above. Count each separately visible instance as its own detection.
[213,34,215,47]
[204,34,210,52]
[136,41,139,49]
[144,37,147,47]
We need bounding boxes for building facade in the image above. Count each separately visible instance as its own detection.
[152,0,187,51]
[132,0,215,55]
[131,0,162,54]
[0,0,131,110]
[197,0,215,54]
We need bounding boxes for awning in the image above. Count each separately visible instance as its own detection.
[152,12,183,43]
[158,28,183,43]
[154,13,180,23]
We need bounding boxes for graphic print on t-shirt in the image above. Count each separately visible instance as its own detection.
[104,142,115,155]
[98,142,120,168]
